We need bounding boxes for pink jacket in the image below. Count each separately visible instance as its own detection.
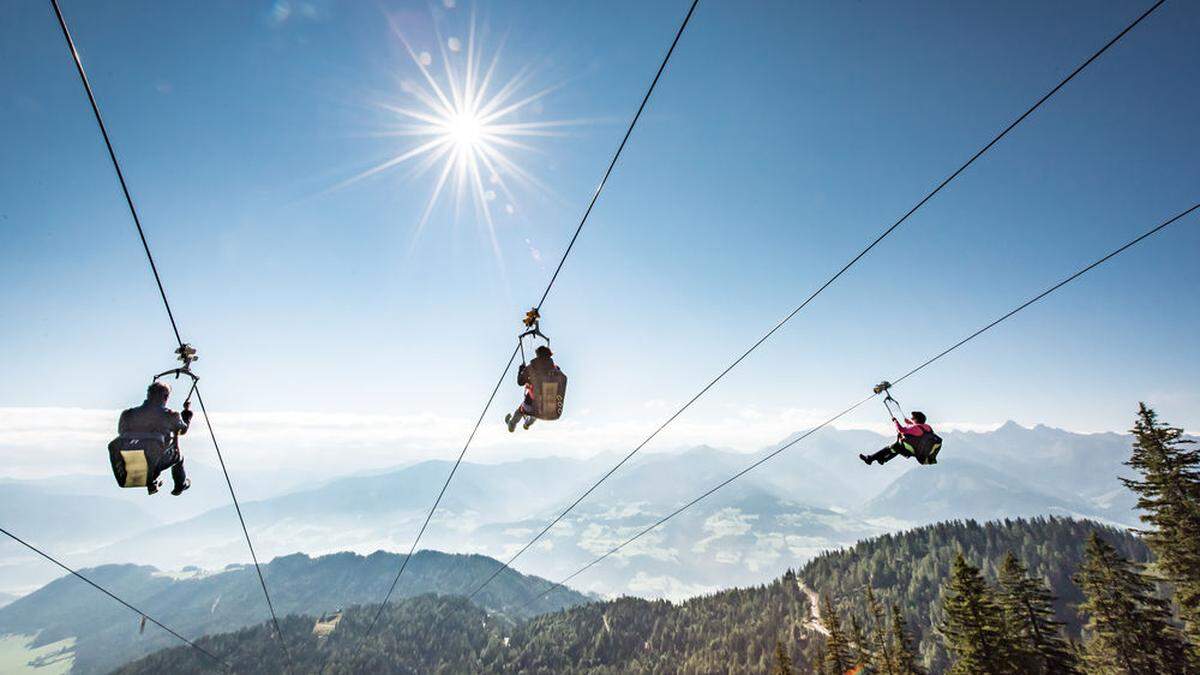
[895,419,931,437]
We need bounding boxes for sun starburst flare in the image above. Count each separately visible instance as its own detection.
[339,10,580,255]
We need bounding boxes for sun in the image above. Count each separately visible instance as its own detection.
[447,112,483,148]
[335,10,578,255]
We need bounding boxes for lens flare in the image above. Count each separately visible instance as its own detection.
[338,11,578,256]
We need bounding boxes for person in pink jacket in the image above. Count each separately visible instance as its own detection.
[860,411,936,465]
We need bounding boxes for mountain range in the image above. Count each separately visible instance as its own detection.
[0,549,588,675]
[1,422,1149,603]
[108,517,1145,674]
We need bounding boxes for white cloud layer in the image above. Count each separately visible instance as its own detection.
[0,405,1006,480]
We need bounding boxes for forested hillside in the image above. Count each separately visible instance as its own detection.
[800,517,1149,671]
[0,550,587,675]
[119,574,815,674]
[117,516,1149,674]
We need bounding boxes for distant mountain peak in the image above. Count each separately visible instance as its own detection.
[0,547,589,675]
[679,444,734,458]
[997,420,1027,432]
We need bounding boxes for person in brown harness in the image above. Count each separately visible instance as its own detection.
[506,345,555,432]
[860,411,938,465]
[115,381,193,494]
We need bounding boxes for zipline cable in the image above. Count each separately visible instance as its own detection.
[192,387,292,667]
[0,525,232,672]
[358,344,520,642]
[48,0,183,347]
[890,203,1199,387]
[535,0,701,312]
[464,0,1168,601]
[357,0,702,642]
[49,0,292,667]
[520,201,1200,609]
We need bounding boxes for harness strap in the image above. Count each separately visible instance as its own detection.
[119,431,169,443]
[882,392,905,421]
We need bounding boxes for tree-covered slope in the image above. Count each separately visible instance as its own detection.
[0,549,587,675]
[800,516,1150,672]
[107,516,1155,674]
[116,575,817,674]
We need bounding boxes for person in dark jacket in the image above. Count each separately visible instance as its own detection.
[116,381,193,494]
[860,411,934,465]
[506,345,555,432]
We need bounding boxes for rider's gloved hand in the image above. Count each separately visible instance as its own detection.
[181,404,194,424]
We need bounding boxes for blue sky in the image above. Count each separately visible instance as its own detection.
[1,0,1197,478]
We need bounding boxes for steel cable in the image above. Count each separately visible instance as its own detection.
[49,0,292,667]
[519,202,1199,609]
[357,0,702,641]
[0,525,232,672]
[465,0,1169,600]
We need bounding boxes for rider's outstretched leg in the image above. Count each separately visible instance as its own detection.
[862,442,903,465]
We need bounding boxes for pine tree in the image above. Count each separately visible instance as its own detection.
[866,586,897,674]
[1075,532,1190,673]
[822,595,853,675]
[774,640,793,675]
[813,643,829,675]
[995,552,1080,674]
[889,603,924,675]
[849,614,870,669]
[1123,403,1200,657]
[938,553,1018,674]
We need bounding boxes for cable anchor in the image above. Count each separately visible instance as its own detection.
[175,343,198,368]
[152,344,200,409]
[517,309,550,365]
[874,381,905,421]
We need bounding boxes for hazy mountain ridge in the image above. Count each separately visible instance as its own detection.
[1,422,1146,601]
[0,549,587,675]
[112,517,1139,674]
[860,457,1108,524]
[941,421,1143,515]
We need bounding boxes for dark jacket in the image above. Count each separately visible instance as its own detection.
[517,355,556,387]
[118,400,189,444]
